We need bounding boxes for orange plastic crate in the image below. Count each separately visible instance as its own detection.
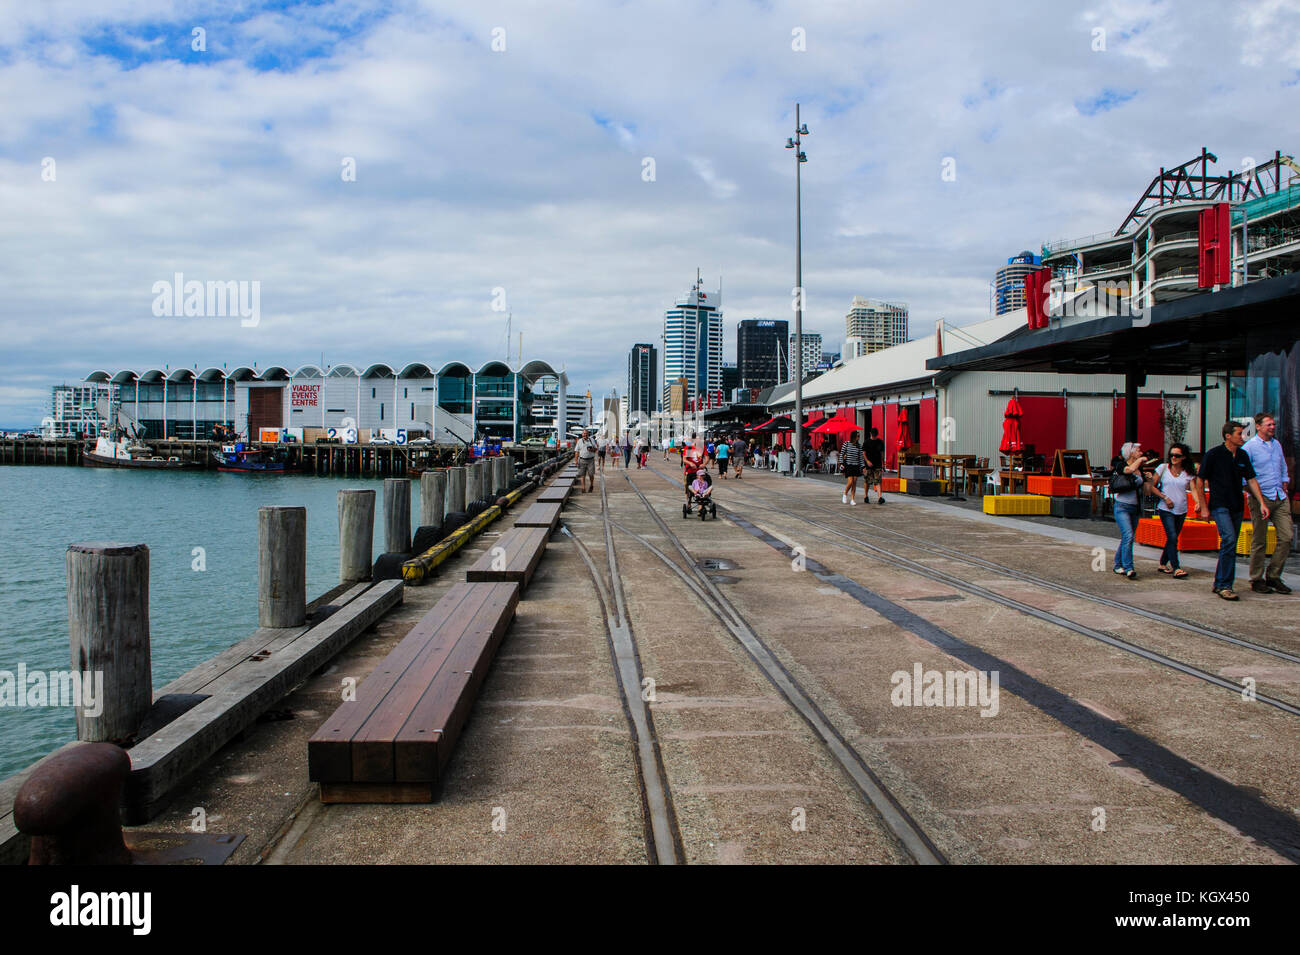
[882,477,900,492]
[1027,476,1079,496]
[1136,517,1221,551]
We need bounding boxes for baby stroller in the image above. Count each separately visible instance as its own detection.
[683,490,717,520]
[683,473,718,520]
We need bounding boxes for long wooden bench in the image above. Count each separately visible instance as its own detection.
[513,501,561,534]
[537,485,571,504]
[309,581,519,801]
[121,578,404,822]
[466,526,548,587]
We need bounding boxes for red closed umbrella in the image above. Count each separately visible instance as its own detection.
[999,397,1024,453]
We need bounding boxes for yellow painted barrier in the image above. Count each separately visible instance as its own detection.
[401,482,535,584]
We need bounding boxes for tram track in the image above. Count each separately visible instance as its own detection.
[559,471,684,865]
[628,464,1300,862]
[684,470,1300,718]
[571,476,948,865]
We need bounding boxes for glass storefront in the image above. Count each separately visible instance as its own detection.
[1246,329,1299,500]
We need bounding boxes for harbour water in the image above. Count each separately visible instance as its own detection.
[0,466,390,779]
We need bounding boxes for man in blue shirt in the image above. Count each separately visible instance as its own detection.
[1242,412,1293,594]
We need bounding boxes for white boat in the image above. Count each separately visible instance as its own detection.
[83,436,194,469]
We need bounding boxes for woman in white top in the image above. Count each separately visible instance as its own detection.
[1149,442,1202,579]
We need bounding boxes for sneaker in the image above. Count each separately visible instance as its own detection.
[878,497,886,505]
[850,498,857,506]
[1267,578,1293,594]
[842,493,848,504]
[1126,570,1137,580]
[1251,580,1270,594]
[1113,567,1125,575]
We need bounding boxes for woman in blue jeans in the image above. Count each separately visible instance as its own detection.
[1110,443,1148,579]
[1149,443,1201,578]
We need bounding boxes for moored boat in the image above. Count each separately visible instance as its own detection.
[83,436,196,469]
[213,443,298,473]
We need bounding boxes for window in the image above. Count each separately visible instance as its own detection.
[380,403,384,421]
[404,387,408,398]
[372,387,376,399]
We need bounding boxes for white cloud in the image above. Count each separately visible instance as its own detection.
[0,0,1295,424]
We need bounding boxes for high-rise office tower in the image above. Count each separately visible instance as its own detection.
[844,297,908,352]
[789,332,823,381]
[994,252,1041,315]
[737,319,789,390]
[627,343,658,417]
[662,274,722,409]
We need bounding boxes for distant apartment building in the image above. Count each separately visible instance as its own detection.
[627,343,658,417]
[845,297,908,352]
[662,275,722,409]
[50,382,111,437]
[736,318,789,390]
[789,333,823,381]
[994,252,1041,315]
[667,377,689,414]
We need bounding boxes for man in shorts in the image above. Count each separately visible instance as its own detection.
[864,427,886,504]
[731,435,747,479]
[575,428,598,492]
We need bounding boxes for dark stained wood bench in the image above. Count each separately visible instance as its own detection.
[537,485,570,504]
[309,581,520,801]
[513,501,562,534]
[466,526,548,587]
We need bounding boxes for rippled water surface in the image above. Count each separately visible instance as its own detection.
[0,466,390,778]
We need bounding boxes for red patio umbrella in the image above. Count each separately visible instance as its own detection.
[812,417,859,436]
[999,397,1024,453]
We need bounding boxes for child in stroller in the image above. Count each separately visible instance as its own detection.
[684,467,718,519]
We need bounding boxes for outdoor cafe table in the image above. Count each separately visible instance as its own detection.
[930,454,974,494]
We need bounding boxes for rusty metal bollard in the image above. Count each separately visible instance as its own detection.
[14,743,133,865]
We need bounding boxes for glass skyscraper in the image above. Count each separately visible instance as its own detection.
[662,276,722,409]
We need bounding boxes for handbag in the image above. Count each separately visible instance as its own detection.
[1109,468,1138,494]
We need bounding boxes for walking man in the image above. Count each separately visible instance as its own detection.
[1197,421,1271,600]
[1243,412,1293,593]
[731,434,747,479]
[576,428,598,493]
[840,430,864,505]
[864,427,886,504]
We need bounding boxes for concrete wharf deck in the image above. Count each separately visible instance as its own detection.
[114,464,1300,864]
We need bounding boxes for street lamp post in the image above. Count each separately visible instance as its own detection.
[786,104,809,476]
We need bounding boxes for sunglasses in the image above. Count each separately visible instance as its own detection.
[1170,453,1184,458]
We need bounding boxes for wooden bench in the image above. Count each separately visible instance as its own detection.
[550,477,574,489]
[466,526,548,587]
[537,485,570,504]
[121,578,404,823]
[514,501,562,534]
[309,581,520,801]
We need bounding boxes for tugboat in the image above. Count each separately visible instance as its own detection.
[83,435,196,469]
[82,395,197,468]
[213,442,299,473]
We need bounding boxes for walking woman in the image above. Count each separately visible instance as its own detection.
[1110,442,1149,579]
[1150,442,1201,579]
[622,432,633,469]
[840,430,864,505]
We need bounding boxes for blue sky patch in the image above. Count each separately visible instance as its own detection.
[1075,88,1138,116]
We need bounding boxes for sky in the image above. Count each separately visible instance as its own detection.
[1,0,1298,426]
